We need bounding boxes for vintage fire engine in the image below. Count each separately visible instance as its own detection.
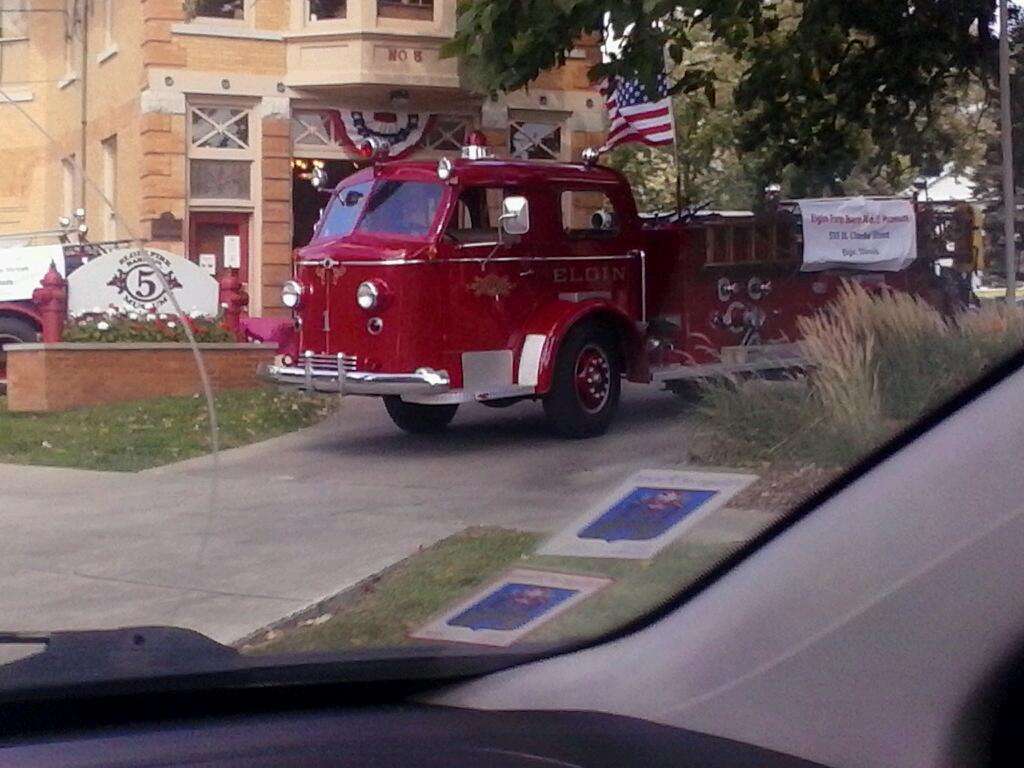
[265,135,974,437]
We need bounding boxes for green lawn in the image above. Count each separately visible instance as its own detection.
[0,388,336,472]
[239,526,733,655]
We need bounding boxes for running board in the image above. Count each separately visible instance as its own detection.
[402,385,536,406]
[652,343,807,382]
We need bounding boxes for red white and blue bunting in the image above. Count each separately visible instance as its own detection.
[324,109,434,159]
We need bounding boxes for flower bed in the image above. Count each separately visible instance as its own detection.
[62,306,236,344]
[4,342,276,413]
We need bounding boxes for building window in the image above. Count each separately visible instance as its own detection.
[190,159,252,200]
[0,0,26,39]
[63,0,78,76]
[188,103,254,204]
[192,0,246,20]
[309,0,346,21]
[102,0,115,49]
[292,110,340,150]
[102,135,118,240]
[377,0,433,22]
[510,121,562,160]
[191,106,250,150]
[61,155,76,214]
[423,116,470,152]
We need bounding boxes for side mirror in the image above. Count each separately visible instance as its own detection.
[499,196,530,236]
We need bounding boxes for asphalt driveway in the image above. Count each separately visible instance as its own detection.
[0,385,732,644]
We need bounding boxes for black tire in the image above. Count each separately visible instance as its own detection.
[542,322,622,438]
[383,396,458,434]
[0,315,39,377]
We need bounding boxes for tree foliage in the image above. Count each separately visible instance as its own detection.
[606,32,760,211]
[974,10,1024,203]
[446,1,998,199]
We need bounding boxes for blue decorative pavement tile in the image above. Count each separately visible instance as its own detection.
[447,583,578,631]
[411,570,611,647]
[578,487,718,542]
[538,470,758,560]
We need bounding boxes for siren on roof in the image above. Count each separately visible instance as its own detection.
[461,130,491,160]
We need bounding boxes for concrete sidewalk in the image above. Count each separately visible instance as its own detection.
[0,385,737,644]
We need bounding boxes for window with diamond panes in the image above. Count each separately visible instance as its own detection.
[191,106,250,151]
[424,117,470,152]
[292,111,341,150]
[509,121,561,160]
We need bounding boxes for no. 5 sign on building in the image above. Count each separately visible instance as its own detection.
[67,248,219,317]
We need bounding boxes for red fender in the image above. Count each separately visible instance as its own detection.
[512,299,646,396]
[0,302,43,330]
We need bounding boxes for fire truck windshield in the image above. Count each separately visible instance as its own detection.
[316,181,373,240]
[354,180,445,238]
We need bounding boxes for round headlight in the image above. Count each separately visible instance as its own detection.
[282,280,303,309]
[356,281,379,310]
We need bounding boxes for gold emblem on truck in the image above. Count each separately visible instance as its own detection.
[468,274,515,298]
[314,265,347,284]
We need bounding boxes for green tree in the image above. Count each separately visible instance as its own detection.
[973,12,1024,203]
[606,32,761,212]
[446,1,998,200]
[605,13,992,212]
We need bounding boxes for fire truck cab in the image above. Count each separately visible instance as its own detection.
[266,144,952,438]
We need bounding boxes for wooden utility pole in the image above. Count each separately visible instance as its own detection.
[1000,0,1017,301]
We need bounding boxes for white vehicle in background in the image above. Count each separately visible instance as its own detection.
[0,215,130,379]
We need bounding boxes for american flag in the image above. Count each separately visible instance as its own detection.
[601,73,675,151]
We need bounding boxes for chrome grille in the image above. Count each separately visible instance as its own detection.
[300,353,358,372]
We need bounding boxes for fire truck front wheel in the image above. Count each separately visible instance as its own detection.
[383,396,459,434]
[543,323,622,439]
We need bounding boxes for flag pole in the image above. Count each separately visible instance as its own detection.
[669,91,682,221]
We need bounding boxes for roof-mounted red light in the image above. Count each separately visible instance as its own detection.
[358,137,391,161]
[461,130,491,160]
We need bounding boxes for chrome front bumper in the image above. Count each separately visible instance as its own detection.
[259,355,450,396]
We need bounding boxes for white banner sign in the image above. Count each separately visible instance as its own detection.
[798,197,917,272]
[0,244,66,302]
[67,248,218,317]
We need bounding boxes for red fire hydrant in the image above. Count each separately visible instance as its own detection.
[217,269,249,341]
[31,263,67,344]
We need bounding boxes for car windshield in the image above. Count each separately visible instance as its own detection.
[353,180,444,238]
[1,0,1022,702]
[315,181,372,240]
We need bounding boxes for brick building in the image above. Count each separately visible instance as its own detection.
[0,0,605,315]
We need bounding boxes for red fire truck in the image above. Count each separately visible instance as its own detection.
[264,138,972,438]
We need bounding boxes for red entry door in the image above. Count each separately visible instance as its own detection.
[188,212,250,281]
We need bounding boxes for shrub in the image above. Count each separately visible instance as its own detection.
[61,306,236,344]
[693,379,878,467]
[696,283,1024,468]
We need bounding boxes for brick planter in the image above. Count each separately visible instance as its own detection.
[3,343,276,413]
